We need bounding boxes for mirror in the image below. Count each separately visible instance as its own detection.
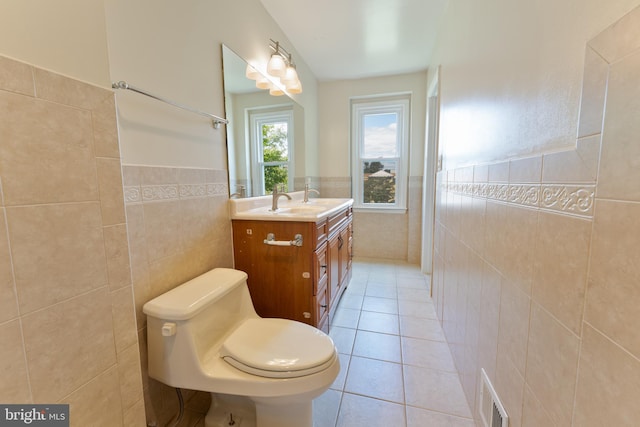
[222,45,306,197]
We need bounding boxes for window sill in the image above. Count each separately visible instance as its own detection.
[353,206,407,214]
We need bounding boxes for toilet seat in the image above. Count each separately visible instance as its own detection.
[220,318,336,379]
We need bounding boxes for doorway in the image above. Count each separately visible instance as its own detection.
[420,68,440,276]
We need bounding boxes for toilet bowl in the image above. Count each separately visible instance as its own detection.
[143,268,339,427]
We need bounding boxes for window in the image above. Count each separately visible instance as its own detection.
[351,95,410,211]
[249,109,294,195]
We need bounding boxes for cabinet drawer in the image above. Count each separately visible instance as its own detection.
[314,242,328,295]
[315,219,328,248]
[328,207,351,236]
[315,284,329,326]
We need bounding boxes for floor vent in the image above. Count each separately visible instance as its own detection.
[479,368,509,427]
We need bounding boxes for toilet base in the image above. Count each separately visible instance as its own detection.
[204,392,315,427]
[254,396,313,427]
[205,393,256,427]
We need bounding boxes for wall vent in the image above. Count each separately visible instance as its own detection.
[479,368,509,427]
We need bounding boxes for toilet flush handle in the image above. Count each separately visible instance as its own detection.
[162,322,177,337]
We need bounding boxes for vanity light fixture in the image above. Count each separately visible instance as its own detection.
[245,39,303,95]
[269,86,285,96]
[245,63,261,80]
[267,41,287,78]
[255,74,271,90]
[281,60,299,86]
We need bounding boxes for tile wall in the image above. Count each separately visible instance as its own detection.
[122,164,233,426]
[0,56,146,425]
[320,176,423,264]
[432,7,640,426]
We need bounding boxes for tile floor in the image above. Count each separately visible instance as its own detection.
[312,258,474,427]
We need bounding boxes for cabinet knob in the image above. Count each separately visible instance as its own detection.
[320,304,327,309]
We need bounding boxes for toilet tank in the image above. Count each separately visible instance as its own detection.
[143,268,258,388]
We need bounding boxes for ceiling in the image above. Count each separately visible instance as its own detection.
[259,0,448,82]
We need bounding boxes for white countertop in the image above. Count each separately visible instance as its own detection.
[229,191,353,222]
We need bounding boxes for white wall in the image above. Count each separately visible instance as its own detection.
[317,71,428,178]
[0,0,319,171]
[430,0,640,169]
[0,0,111,86]
[104,0,318,170]
[429,0,640,424]
[317,72,428,263]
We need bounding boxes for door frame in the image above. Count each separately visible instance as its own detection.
[420,67,441,277]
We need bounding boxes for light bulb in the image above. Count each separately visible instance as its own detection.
[285,76,301,91]
[267,54,287,78]
[255,75,270,89]
[287,79,302,94]
[269,86,285,96]
[245,64,260,80]
[281,65,299,86]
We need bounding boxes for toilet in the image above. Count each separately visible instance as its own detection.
[143,268,339,427]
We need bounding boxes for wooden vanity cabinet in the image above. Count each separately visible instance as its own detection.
[231,206,352,333]
[327,208,353,322]
[314,241,329,331]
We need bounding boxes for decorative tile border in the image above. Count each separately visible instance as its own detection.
[180,184,206,199]
[540,185,595,216]
[446,182,595,217]
[124,182,228,204]
[124,186,141,203]
[142,184,179,201]
[207,183,229,196]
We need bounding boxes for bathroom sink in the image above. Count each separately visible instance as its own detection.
[298,198,350,206]
[242,205,327,216]
[273,206,327,214]
[229,192,353,222]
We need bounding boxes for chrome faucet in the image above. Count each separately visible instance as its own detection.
[304,183,320,202]
[271,184,291,211]
[230,185,246,199]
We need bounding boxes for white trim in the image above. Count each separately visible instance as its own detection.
[351,95,410,210]
[421,67,440,274]
[353,207,407,214]
[248,108,295,195]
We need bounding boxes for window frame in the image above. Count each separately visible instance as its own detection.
[351,94,410,212]
[248,108,295,195]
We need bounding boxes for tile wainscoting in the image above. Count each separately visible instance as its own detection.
[319,176,423,264]
[122,164,233,426]
[0,55,145,425]
[433,6,640,426]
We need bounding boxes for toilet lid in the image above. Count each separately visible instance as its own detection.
[220,318,336,379]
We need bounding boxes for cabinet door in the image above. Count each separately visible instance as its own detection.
[347,221,353,271]
[315,284,329,331]
[314,242,328,295]
[328,232,340,305]
[232,220,315,324]
[339,226,350,285]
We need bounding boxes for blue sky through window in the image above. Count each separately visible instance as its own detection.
[363,113,398,157]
